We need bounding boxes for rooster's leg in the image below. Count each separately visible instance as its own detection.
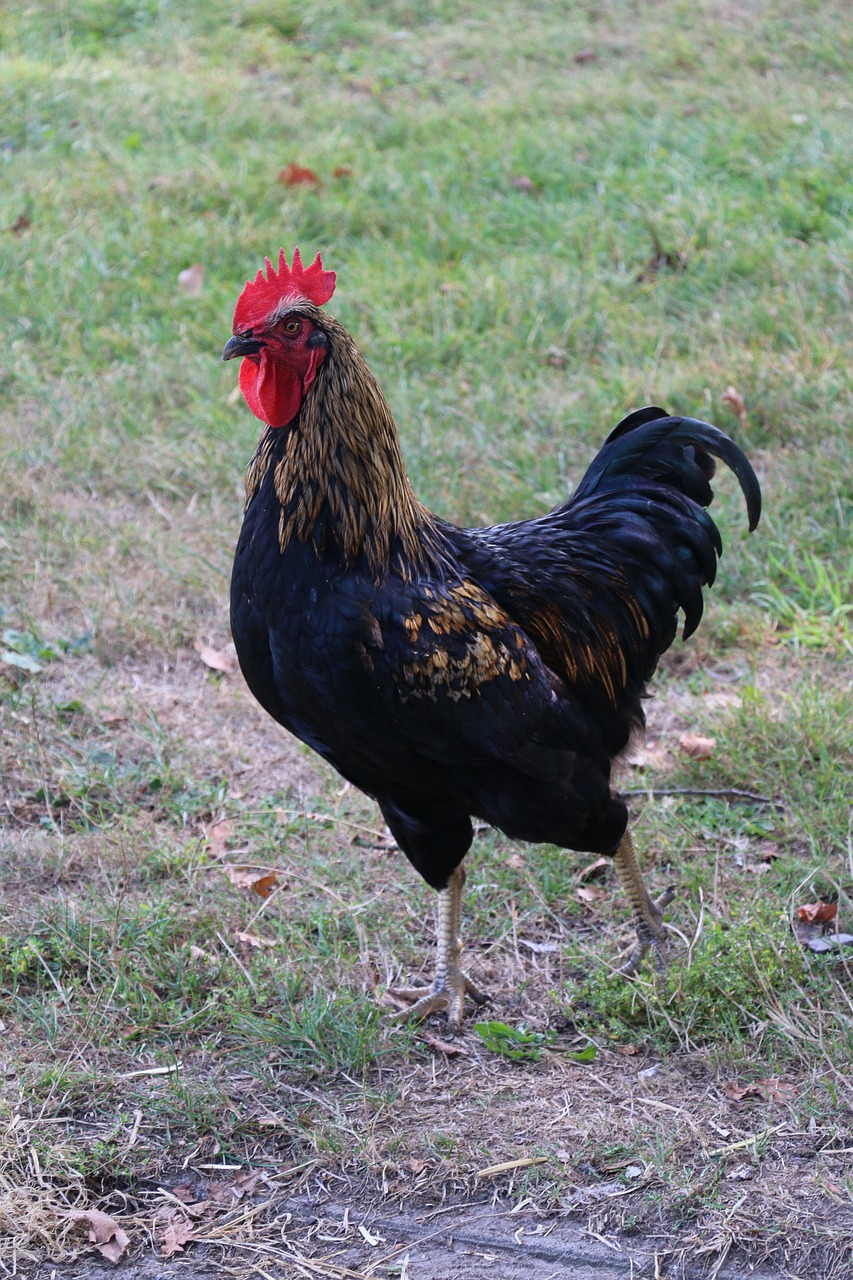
[390,864,488,1030]
[612,830,675,976]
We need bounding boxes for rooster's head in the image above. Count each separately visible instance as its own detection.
[224,247,336,428]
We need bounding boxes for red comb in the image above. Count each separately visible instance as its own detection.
[233,247,336,330]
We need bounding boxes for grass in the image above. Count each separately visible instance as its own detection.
[1,0,852,1276]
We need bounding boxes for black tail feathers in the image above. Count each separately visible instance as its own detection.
[578,406,761,533]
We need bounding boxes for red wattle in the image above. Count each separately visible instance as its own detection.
[239,354,303,428]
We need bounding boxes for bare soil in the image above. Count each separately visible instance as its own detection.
[30,1195,790,1280]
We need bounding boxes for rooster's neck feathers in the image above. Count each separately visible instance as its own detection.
[245,317,440,579]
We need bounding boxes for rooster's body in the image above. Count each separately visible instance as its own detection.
[226,249,761,1026]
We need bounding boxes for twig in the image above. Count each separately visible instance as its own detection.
[622,786,783,809]
[708,1122,786,1158]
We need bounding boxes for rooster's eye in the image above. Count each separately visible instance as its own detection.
[283,319,301,335]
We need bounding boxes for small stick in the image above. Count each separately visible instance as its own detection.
[622,786,783,808]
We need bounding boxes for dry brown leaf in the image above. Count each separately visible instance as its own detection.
[194,640,237,674]
[252,871,279,898]
[160,1212,195,1258]
[507,852,526,870]
[576,885,606,906]
[170,1184,197,1202]
[177,263,205,296]
[279,162,321,186]
[69,1210,130,1265]
[224,865,279,897]
[207,1171,261,1205]
[236,928,277,948]
[407,1157,428,1174]
[579,856,609,881]
[204,818,233,858]
[421,1032,466,1056]
[725,1078,795,1103]
[721,385,747,426]
[797,901,838,924]
[678,732,716,760]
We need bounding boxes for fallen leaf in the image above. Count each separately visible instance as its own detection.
[251,871,278,898]
[279,163,321,186]
[797,901,838,924]
[721,385,747,426]
[69,1210,130,1265]
[616,1043,641,1056]
[507,852,526,870]
[236,929,277,948]
[204,818,233,858]
[758,842,782,862]
[224,865,279,897]
[510,174,537,194]
[160,1212,195,1258]
[178,263,204,295]
[421,1032,466,1056]
[407,1157,428,1174]
[678,732,716,760]
[579,856,609,881]
[756,1077,796,1101]
[725,1078,795,1102]
[576,885,606,905]
[194,640,237,674]
[189,944,214,962]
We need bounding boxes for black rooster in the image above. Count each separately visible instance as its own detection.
[225,249,761,1027]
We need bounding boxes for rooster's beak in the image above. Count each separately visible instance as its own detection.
[223,333,265,361]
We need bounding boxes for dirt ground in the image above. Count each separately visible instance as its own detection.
[31,1195,788,1280]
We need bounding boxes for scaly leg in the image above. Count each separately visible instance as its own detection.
[612,830,675,976]
[390,864,488,1029]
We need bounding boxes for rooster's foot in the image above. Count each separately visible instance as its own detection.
[616,884,676,977]
[391,970,488,1031]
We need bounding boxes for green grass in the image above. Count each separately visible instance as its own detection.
[1,1,852,1275]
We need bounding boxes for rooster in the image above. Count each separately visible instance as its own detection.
[225,248,761,1028]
